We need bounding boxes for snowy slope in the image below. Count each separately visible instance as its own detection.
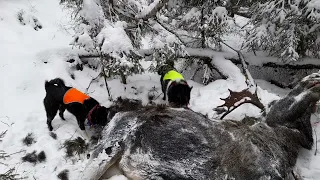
[0,0,94,179]
[0,0,320,180]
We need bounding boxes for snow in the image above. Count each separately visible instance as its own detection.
[211,54,246,83]
[80,0,104,26]
[98,21,134,54]
[106,175,128,180]
[209,6,229,23]
[182,7,201,22]
[136,0,160,19]
[1,0,320,179]
[73,31,96,52]
[307,0,320,19]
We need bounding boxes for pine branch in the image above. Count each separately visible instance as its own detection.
[85,73,102,93]
[0,168,27,180]
[154,18,186,46]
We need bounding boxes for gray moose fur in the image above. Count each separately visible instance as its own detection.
[79,73,320,180]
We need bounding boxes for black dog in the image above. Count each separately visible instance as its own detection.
[158,64,192,107]
[43,78,109,139]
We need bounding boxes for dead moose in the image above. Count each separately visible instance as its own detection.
[79,72,320,180]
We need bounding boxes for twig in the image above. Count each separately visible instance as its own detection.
[60,130,78,150]
[85,73,101,93]
[7,150,26,156]
[101,67,112,101]
[154,93,163,100]
[314,128,318,156]
[0,150,9,159]
[314,113,320,156]
[190,66,201,80]
[70,130,77,140]
[148,86,162,101]
[154,18,186,46]
[117,0,137,15]
[0,121,12,127]
[0,149,26,161]
[0,161,8,166]
[0,116,11,127]
[98,54,113,100]
[86,90,95,94]
[240,21,251,29]
[0,130,8,139]
[0,116,9,121]
[291,170,300,180]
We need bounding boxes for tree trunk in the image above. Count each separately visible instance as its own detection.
[297,35,307,57]
[119,70,127,84]
[201,8,205,48]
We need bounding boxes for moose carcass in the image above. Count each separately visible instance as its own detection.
[79,72,320,180]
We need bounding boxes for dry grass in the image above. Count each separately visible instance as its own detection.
[57,169,69,180]
[63,137,88,157]
[22,133,36,146]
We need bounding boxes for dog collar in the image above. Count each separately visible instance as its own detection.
[168,80,190,91]
[87,104,101,126]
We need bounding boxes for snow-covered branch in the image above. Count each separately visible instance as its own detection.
[244,0,320,61]
[136,0,169,20]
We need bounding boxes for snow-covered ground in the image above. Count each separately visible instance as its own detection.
[0,0,320,179]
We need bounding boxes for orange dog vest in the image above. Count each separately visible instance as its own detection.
[63,88,90,104]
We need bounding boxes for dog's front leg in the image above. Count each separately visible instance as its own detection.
[80,130,90,142]
[77,116,90,141]
[59,105,66,120]
[161,79,168,101]
[163,93,166,101]
[47,118,54,131]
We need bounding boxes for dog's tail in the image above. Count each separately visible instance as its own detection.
[45,78,66,92]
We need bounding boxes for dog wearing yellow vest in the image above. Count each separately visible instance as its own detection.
[43,78,110,140]
[158,63,192,107]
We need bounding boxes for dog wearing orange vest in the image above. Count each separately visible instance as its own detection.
[43,78,110,140]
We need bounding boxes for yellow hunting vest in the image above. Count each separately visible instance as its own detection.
[163,70,184,81]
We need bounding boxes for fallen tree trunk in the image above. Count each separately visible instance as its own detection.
[78,49,320,89]
[228,58,320,69]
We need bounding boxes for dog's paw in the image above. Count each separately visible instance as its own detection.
[60,116,66,121]
[59,113,65,120]
[80,130,90,142]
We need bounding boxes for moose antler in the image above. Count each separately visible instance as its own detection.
[216,88,265,120]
